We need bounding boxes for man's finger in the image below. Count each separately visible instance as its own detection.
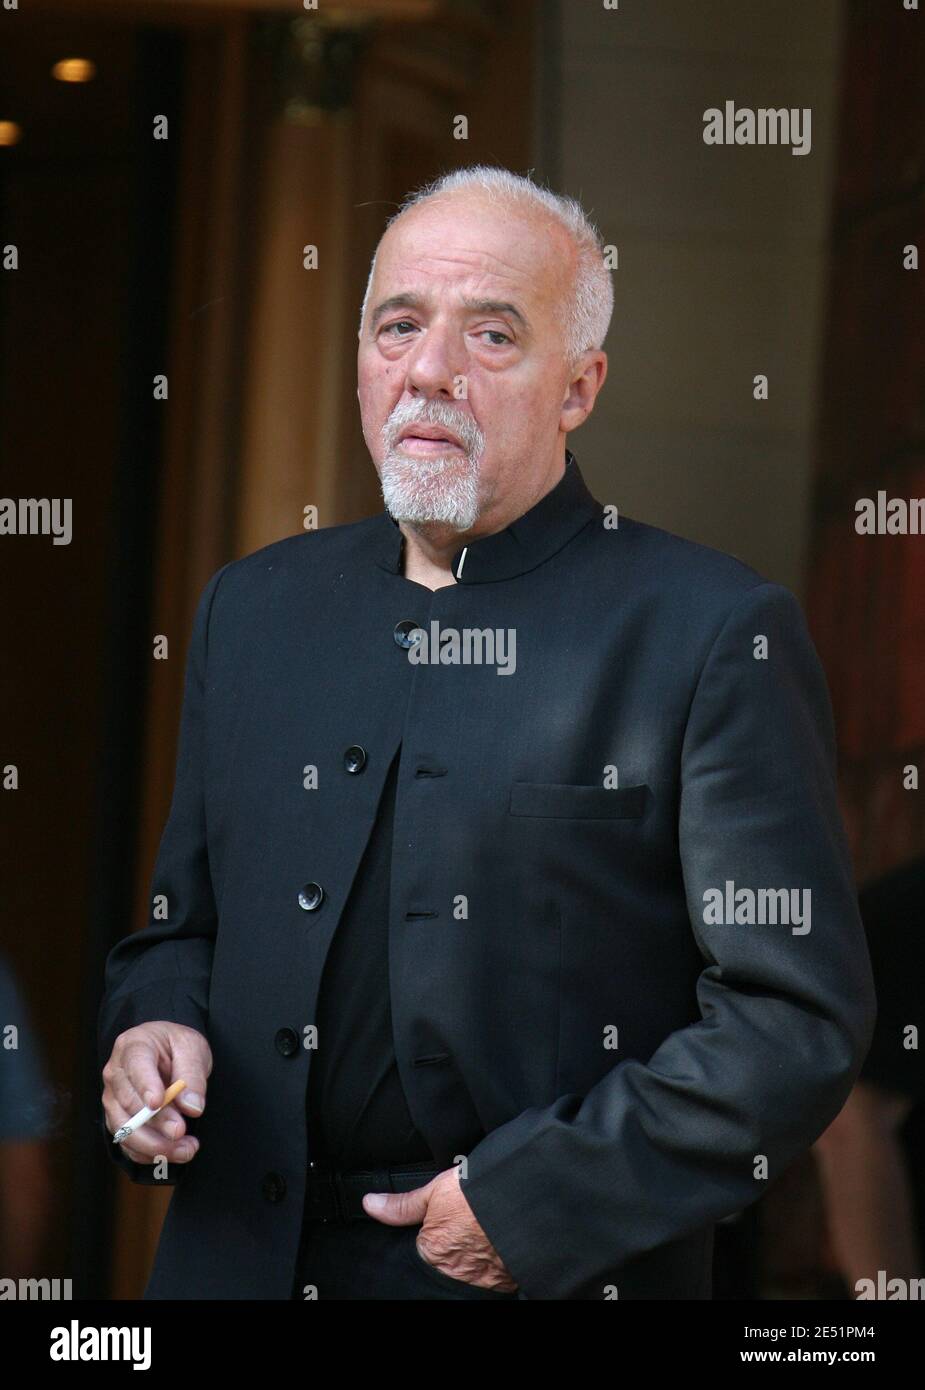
[120,1139,199,1165]
[362,1181,432,1225]
[105,1068,149,1124]
[145,1103,186,1140]
[169,1039,211,1115]
[119,1125,200,1165]
[120,1038,169,1110]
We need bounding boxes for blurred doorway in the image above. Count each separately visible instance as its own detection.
[2,0,534,1297]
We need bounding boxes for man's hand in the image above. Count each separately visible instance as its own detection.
[362,1166,518,1292]
[101,1022,212,1167]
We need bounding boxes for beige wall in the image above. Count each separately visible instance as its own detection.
[537,0,844,595]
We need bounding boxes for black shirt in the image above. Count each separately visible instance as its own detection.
[305,743,434,1168]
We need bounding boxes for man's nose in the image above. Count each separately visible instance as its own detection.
[404,323,464,400]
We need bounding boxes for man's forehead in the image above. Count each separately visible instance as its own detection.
[374,202,571,312]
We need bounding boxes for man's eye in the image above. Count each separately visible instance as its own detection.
[381,322,511,345]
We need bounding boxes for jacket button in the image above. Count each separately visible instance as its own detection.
[262,1172,287,1203]
[394,619,424,650]
[343,744,367,774]
[275,1028,300,1057]
[298,882,324,911]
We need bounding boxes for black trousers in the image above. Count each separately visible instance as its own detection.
[290,1216,523,1300]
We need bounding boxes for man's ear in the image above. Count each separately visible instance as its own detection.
[560,351,608,431]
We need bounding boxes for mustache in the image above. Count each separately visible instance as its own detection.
[381,401,485,456]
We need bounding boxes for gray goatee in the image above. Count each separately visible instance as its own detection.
[379,401,485,530]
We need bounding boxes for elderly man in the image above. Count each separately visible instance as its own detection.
[98,165,875,1300]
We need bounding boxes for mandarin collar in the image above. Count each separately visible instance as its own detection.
[374,448,601,584]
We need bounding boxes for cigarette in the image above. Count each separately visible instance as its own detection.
[112,1079,188,1144]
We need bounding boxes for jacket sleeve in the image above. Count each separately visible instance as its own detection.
[459,580,877,1298]
[97,563,230,1186]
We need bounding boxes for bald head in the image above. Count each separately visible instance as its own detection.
[359,165,613,369]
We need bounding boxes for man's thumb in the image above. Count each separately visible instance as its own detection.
[362,1184,430,1226]
[170,1041,209,1113]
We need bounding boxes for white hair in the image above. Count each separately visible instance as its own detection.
[357,165,613,368]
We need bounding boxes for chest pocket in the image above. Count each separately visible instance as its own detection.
[508,782,648,819]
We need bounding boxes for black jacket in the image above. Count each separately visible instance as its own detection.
[97,453,876,1299]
